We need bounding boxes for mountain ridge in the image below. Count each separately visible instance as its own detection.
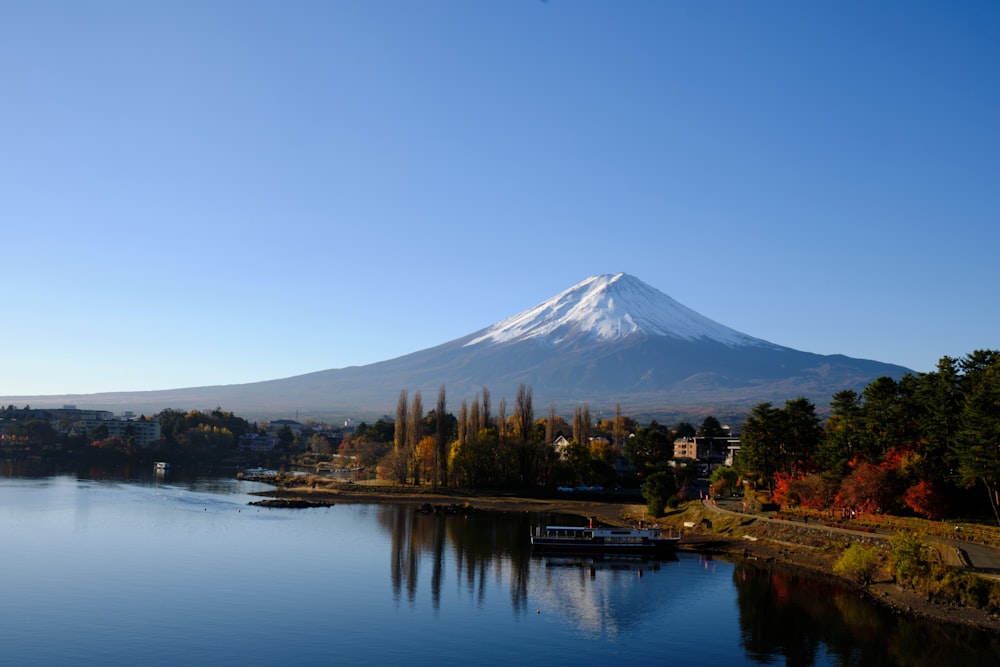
[0,274,913,420]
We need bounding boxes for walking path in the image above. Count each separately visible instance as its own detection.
[702,498,1000,574]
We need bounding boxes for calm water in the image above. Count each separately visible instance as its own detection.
[1,471,997,666]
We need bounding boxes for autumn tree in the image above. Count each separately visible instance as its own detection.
[835,460,894,513]
[408,391,423,484]
[394,389,408,452]
[415,435,437,482]
[308,433,335,455]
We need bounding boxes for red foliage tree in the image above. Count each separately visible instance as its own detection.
[903,480,948,520]
[772,472,838,510]
[835,460,894,513]
[771,471,794,506]
[793,474,839,509]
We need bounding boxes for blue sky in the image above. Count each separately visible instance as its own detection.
[2,1,998,396]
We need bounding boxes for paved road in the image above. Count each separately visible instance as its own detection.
[949,539,1000,573]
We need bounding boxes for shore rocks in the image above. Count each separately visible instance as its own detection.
[417,502,480,516]
[249,498,332,508]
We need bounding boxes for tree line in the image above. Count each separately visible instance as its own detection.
[734,350,1000,524]
[0,407,258,462]
[12,348,998,525]
[341,383,719,495]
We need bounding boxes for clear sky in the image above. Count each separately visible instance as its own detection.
[2,1,998,396]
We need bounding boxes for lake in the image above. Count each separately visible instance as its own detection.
[0,469,997,666]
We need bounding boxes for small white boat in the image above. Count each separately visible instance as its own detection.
[154,462,170,471]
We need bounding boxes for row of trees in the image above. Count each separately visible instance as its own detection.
[338,383,716,491]
[735,350,1000,524]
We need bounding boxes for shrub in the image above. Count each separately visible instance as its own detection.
[833,543,880,586]
[888,530,930,588]
[642,471,677,517]
[927,569,993,609]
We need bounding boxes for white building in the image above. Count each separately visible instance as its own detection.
[79,418,161,448]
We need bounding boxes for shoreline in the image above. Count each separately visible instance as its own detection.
[251,479,1000,633]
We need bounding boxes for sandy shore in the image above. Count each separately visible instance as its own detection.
[251,478,1000,633]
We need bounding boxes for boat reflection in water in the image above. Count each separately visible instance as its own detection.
[532,552,682,637]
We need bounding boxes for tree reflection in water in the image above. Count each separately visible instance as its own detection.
[734,560,1000,666]
[373,505,1000,665]
[376,505,535,614]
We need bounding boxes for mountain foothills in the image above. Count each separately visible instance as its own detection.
[4,274,910,420]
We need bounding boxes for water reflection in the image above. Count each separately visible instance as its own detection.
[376,506,534,613]
[534,555,677,636]
[2,470,998,667]
[373,505,1000,665]
[733,560,1000,666]
[374,505,689,635]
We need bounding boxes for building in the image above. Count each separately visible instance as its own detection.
[78,417,161,448]
[1,407,160,448]
[672,436,735,465]
[551,434,572,459]
[238,433,278,452]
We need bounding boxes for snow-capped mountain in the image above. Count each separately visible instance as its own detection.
[465,273,770,348]
[2,274,913,420]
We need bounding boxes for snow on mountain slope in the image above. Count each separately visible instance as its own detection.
[465,273,773,348]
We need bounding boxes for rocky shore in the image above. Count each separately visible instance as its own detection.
[250,477,1000,633]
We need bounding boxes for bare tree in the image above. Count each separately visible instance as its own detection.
[457,400,468,448]
[612,403,626,456]
[498,397,508,441]
[469,394,481,437]
[513,383,534,443]
[573,404,593,446]
[481,386,491,431]
[546,403,557,445]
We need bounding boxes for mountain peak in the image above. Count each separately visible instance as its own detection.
[465,273,768,348]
